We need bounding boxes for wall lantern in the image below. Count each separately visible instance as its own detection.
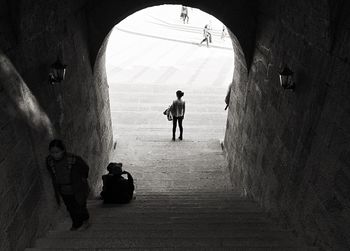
[279,65,295,91]
[49,57,67,85]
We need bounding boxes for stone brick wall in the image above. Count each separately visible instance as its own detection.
[91,30,114,193]
[224,0,350,249]
[0,0,112,250]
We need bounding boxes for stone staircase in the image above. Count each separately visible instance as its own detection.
[27,190,316,250]
[26,138,316,250]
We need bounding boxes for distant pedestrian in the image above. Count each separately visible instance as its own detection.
[46,139,90,231]
[221,25,227,40]
[100,162,135,204]
[170,90,185,141]
[225,82,233,110]
[199,25,211,47]
[180,6,189,24]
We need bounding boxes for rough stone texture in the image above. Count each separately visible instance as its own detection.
[0,51,61,251]
[0,0,112,250]
[224,0,350,250]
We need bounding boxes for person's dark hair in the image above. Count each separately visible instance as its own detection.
[107,162,123,175]
[176,90,184,98]
[49,139,66,151]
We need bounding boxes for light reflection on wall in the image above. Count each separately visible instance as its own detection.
[0,51,54,138]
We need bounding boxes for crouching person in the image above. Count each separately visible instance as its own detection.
[101,162,135,204]
[46,139,90,231]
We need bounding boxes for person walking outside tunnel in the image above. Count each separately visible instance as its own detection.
[180,6,189,24]
[170,90,185,141]
[46,139,90,231]
[199,24,212,47]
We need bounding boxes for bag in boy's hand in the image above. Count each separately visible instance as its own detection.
[163,107,173,121]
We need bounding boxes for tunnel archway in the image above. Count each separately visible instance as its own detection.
[92,1,250,142]
[92,2,249,192]
[105,5,236,142]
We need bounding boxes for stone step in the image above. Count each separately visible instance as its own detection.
[87,209,264,215]
[54,222,284,231]
[91,198,259,204]
[65,216,270,225]
[89,198,259,204]
[131,183,233,188]
[87,209,263,215]
[108,94,226,104]
[127,199,244,203]
[88,201,259,207]
[125,162,228,168]
[88,199,258,205]
[90,196,249,202]
[113,199,248,204]
[122,179,232,184]
[34,237,299,249]
[87,206,264,212]
[117,195,245,199]
[129,191,240,195]
[83,212,268,218]
[46,229,293,239]
[82,198,256,206]
[90,196,255,201]
[27,247,317,251]
[129,185,233,190]
[108,87,227,95]
[84,215,270,222]
[89,204,256,209]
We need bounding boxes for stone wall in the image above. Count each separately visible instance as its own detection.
[224,0,350,250]
[0,0,113,250]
